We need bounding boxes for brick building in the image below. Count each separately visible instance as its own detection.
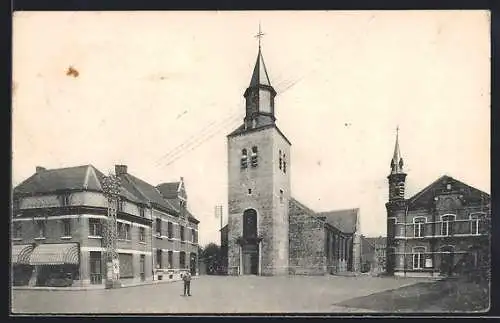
[223,43,362,276]
[11,164,199,288]
[385,131,491,278]
[360,236,386,274]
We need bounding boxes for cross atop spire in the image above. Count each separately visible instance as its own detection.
[255,22,265,49]
[390,126,404,174]
[248,23,272,88]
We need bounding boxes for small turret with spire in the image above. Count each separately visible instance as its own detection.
[243,23,277,130]
[388,126,407,201]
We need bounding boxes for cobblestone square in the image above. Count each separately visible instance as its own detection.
[12,275,430,314]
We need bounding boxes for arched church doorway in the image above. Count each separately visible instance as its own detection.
[242,209,259,275]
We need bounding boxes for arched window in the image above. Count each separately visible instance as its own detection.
[441,214,456,236]
[283,153,287,173]
[243,209,257,238]
[250,146,258,167]
[412,246,426,269]
[241,149,248,169]
[413,217,426,238]
[279,150,282,170]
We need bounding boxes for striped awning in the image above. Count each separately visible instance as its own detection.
[29,243,80,265]
[12,244,35,265]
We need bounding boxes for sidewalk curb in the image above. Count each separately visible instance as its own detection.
[13,277,198,291]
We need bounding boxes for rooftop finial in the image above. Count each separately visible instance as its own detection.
[390,126,404,174]
[255,22,265,49]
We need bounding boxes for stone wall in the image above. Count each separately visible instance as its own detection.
[289,207,326,275]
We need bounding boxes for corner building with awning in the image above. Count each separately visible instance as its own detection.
[12,164,199,287]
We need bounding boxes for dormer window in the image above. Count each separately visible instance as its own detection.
[251,146,258,167]
[241,149,248,169]
[60,194,70,206]
[117,199,123,212]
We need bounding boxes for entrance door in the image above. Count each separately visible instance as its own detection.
[440,246,454,276]
[190,253,197,276]
[242,244,259,275]
[89,251,102,285]
[139,255,145,281]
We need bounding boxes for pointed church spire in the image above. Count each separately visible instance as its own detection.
[249,24,272,87]
[390,126,404,174]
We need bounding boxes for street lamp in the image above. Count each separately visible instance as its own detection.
[102,173,122,289]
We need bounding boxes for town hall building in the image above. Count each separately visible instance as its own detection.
[385,130,491,278]
[222,39,362,276]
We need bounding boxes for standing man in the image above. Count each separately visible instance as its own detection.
[183,271,192,296]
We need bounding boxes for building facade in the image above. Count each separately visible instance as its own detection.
[225,42,362,276]
[11,164,199,288]
[360,236,386,274]
[385,132,491,278]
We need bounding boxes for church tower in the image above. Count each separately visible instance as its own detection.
[226,27,291,276]
[385,127,407,275]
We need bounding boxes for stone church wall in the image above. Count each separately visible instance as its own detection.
[289,208,326,275]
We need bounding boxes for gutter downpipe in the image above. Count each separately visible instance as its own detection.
[150,203,154,282]
[404,202,409,278]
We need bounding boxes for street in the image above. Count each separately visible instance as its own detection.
[12,275,430,314]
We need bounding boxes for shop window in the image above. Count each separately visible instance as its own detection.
[119,253,133,278]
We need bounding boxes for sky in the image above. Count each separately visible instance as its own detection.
[12,11,490,246]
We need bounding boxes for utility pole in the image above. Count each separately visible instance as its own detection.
[102,172,122,289]
[215,205,223,243]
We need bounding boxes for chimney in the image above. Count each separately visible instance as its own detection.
[115,165,128,176]
[36,166,46,173]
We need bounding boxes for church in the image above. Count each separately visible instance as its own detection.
[220,36,362,276]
